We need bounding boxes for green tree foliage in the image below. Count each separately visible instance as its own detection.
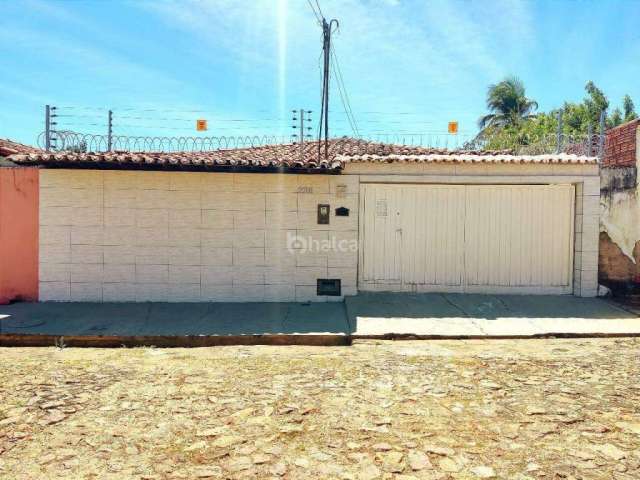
[478,76,538,132]
[584,81,609,123]
[623,95,637,122]
[610,108,623,128]
[477,79,636,151]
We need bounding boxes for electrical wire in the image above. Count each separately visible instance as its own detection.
[55,106,440,129]
[52,107,458,140]
[306,0,322,24]
[57,105,288,116]
[331,57,357,137]
[56,105,454,120]
[114,115,286,123]
[330,47,360,138]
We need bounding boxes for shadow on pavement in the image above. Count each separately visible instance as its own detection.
[0,301,350,336]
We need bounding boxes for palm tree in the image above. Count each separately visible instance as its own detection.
[478,76,538,132]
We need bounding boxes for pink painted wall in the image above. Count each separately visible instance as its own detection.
[0,167,39,303]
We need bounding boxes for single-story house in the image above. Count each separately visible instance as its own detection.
[0,138,599,303]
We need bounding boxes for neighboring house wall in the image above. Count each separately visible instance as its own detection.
[0,166,39,304]
[599,119,640,292]
[38,170,358,302]
[603,119,640,167]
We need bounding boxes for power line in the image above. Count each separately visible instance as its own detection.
[331,55,357,137]
[330,47,360,138]
[306,0,322,24]
[351,111,437,116]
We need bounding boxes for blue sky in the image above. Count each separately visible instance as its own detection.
[1,0,639,147]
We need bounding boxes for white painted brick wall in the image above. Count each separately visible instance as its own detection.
[39,170,359,302]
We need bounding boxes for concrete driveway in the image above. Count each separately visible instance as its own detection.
[346,292,640,337]
[1,293,639,346]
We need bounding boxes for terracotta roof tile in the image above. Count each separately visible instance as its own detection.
[339,153,598,164]
[0,138,41,157]
[7,138,598,170]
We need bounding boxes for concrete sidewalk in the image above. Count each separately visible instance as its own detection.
[1,293,639,346]
[346,293,640,338]
[0,302,350,346]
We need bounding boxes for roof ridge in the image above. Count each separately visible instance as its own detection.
[4,137,597,169]
[0,138,42,157]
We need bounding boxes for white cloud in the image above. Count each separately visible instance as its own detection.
[0,24,185,98]
[139,0,498,132]
[1,0,539,140]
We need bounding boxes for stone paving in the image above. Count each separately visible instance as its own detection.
[0,338,639,479]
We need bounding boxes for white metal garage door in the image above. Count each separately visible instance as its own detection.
[360,184,575,294]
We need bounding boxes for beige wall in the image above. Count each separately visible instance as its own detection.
[39,170,358,302]
[38,162,599,302]
[345,162,600,297]
[358,183,576,294]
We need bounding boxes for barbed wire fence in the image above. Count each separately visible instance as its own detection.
[38,130,297,153]
[38,105,606,157]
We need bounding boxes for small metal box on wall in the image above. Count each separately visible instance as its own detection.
[317,279,341,296]
[317,204,330,224]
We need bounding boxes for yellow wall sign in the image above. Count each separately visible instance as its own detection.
[448,121,458,134]
[196,119,208,131]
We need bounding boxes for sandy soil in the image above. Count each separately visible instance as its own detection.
[0,338,639,479]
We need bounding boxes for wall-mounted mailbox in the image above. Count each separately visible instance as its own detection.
[317,279,341,296]
[335,207,349,216]
[318,204,330,224]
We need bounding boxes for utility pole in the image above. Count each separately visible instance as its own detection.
[317,17,339,161]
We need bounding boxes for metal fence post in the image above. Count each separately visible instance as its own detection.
[45,105,51,152]
[299,108,304,161]
[556,110,563,154]
[107,110,113,152]
[598,109,606,158]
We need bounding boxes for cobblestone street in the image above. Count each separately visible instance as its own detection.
[1,339,639,479]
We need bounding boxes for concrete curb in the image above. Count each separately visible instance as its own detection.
[351,332,640,341]
[3,331,640,348]
[0,333,351,348]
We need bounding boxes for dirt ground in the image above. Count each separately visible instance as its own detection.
[0,338,639,480]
